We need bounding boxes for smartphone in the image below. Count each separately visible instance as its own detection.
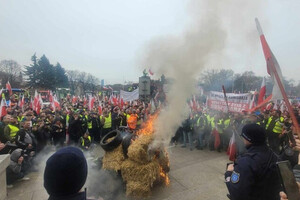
[277,161,300,200]
[226,162,233,170]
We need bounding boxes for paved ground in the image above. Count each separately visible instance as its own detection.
[6,146,229,200]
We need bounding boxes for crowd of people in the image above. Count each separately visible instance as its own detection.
[0,94,151,188]
[172,104,300,156]
[1,91,300,199]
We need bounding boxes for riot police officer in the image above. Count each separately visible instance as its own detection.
[224,123,281,200]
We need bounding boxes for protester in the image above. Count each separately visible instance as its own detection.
[79,131,92,150]
[44,146,97,200]
[6,148,30,188]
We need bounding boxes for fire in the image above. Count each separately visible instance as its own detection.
[136,112,159,136]
[159,166,170,186]
[135,111,170,186]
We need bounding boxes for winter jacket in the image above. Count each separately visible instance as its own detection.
[8,149,22,174]
[15,129,36,150]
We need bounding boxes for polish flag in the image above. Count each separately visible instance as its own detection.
[113,96,118,106]
[227,131,237,161]
[19,95,25,109]
[258,77,266,105]
[51,95,61,111]
[0,98,7,118]
[249,91,257,109]
[72,96,77,104]
[83,96,88,106]
[88,96,95,111]
[212,129,221,149]
[6,81,12,96]
[33,90,39,110]
[149,68,154,76]
[98,105,102,115]
[119,97,124,109]
[256,18,284,100]
[49,91,54,103]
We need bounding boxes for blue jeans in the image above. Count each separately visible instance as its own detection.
[183,131,193,148]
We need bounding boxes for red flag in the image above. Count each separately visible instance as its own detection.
[19,96,25,108]
[227,132,237,161]
[0,98,7,119]
[83,96,88,106]
[6,81,12,96]
[98,105,102,115]
[149,68,154,76]
[113,96,118,106]
[49,91,54,103]
[258,77,266,105]
[256,18,300,134]
[88,96,95,111]
[212,129,220,149]
[256,18,284,100]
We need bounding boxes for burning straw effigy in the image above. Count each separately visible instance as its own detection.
[102,114,170,198]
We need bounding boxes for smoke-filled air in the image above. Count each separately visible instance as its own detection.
[139,0,264,146]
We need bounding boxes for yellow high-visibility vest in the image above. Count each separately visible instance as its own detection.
[81,136,91,146]
[273,117,284,134]
[103,114,112,129]
[8,124,19,140]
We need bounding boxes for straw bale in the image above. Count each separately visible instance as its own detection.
[121,159,160,186]
[127,135,153,164]
[125,181,151,198]
[102,144,125,171]
[157,151,170,173]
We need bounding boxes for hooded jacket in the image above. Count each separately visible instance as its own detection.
[9,148,22,174]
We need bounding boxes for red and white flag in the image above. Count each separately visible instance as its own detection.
[119,97,124,109]
[227,131,237,161]
[98,105,102,115]
[249,91,257,109]
[19,95,25,109]
[83,96,88,106]
[256,18,284,100]
[72,95,77,104]
[33,90,39,110]
[88,96,95,111]
[149,68,154,76]
[258,77,266,105]
[0,98,7,119]
[51,95,61,111]
[6,81,12,96]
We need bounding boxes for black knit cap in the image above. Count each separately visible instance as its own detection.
[241,123,266,145]
[44,147,88,197]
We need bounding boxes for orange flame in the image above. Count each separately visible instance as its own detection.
[136,111,170,186]
[136,112,159,136]
[159,166,170,186]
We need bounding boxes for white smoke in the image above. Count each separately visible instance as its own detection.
[138,0,265,145]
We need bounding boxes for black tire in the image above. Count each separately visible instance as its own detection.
[100,130,123,152]
[122,133,137,157]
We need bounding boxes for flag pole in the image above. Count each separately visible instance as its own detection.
[222,85,230,113]
[255,18,300,136]
[268,59,300,135]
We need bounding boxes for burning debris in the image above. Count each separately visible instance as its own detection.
[101,113,170,198]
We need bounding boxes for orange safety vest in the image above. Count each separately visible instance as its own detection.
[127,114,138,130]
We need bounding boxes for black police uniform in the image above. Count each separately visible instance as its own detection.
[225,144,281,200]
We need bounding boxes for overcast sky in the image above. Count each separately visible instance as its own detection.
[0,0,300,84]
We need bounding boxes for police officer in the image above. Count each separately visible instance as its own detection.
[224,123,281,200]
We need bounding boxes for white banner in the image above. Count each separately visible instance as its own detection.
[206,91,252,113]
[120,88,139,102]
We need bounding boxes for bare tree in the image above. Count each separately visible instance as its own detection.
[0,60,23,88]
